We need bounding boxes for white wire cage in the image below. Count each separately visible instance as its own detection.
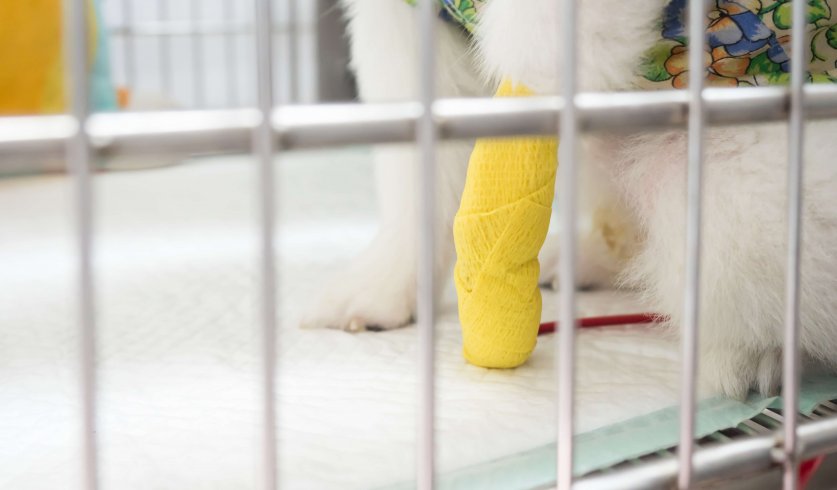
[103,0,352,108]
[4,0,837,489]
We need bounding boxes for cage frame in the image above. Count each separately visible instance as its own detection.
[2,0,837,488]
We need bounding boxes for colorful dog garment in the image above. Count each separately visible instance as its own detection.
[411,0,837,87]
[639,0,837,88]
[405,0,485,33]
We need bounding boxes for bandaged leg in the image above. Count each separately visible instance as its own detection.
[453,80,558,368]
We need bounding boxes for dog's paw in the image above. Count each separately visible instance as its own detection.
[299,252,415,333]
[754,349,782,396]
[699,368,751,401]
[698,345,759,400]
[537,233,611,290]
[698,345,784,399]
[538,233,561,290]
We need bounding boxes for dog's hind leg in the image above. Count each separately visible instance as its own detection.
[538,135,641,290]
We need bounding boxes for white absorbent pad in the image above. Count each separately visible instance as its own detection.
[6,149,830,490]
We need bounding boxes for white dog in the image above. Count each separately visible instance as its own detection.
[304,0,837,399]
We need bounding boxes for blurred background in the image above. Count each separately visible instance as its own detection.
[103,0,355,108]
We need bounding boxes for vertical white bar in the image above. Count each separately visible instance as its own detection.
[782,0,808,488]
[253,0,278,488]
[63,0,98,488]
[122,0,136,92]
[191,0,206,107]
[158,0,172,95]
[224,0,239,106]
[293,0,318,104]
[678,0,708,487]
[286,0,299,103]
[416,0,436,488]
[556,0,579,486]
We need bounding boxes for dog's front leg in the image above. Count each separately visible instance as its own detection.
[300,0,488,331]
[300,141,476,332]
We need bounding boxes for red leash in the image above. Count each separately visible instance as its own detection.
[537,312,663,335]
[799,456,825,489]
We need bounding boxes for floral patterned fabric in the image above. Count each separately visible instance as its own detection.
[639,0,837,88]
[405,0,484,33]
[408,0,837,88]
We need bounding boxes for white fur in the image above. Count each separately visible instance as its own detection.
[307,0,837,398]
[302,0,618,332]
[479,0,837,397]
[477,0,666,93]
[301,0,491,331]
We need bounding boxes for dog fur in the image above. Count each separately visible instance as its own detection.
[303,0,837,399]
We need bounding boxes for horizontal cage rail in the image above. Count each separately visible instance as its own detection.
[574,415,837,490]
[2,85,837,158]
[109,21,297,37]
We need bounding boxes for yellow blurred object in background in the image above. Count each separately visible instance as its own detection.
[0,0,97,114]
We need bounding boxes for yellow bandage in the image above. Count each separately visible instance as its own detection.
[453,80,558,368]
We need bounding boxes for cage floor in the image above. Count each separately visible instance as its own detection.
[0,149,688,489]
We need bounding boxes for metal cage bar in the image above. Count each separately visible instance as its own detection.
[417,0,437,488]
[678,0,708,487]
[285,0,300,104]
[4,86,837,157]
[576,415,837,490]
[120,0,135,91]
[557,0,579,487]
[253,0,279,488]
[64,0,98,488]
[10,3,837,487]
[190,0,206,107]
[781,0,809,488]
[224,0,239,106]
[156,0,172,95]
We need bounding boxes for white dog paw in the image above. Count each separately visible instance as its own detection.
[698,346,758,400]
[300,254,415,332]
[755,349,782,396]
[538,233,561,290]
[537,233,614,290]
[698,345,784,399]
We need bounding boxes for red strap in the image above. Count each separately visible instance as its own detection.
[800,456,825,489]
[538,313,663,335]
